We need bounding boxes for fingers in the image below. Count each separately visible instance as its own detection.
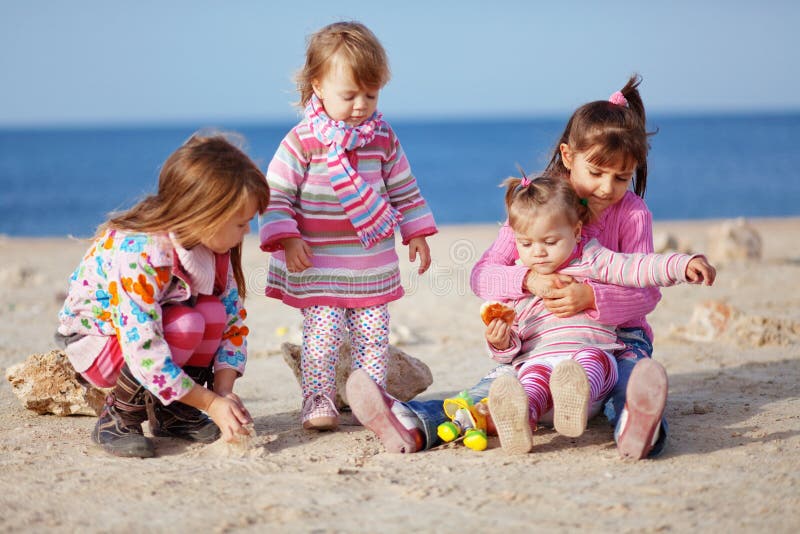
[418,248,431,274]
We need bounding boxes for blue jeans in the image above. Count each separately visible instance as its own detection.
[406,327,667,457]
[404,365,516,450]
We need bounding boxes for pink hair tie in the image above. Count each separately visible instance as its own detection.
[520,177,531,187]
[609,91,628,107]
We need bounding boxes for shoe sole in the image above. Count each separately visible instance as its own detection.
[617,358,668,460]
[303,416,339,431]
[488,374,532,454]
[346,369,418,453]
[550,359,590,438]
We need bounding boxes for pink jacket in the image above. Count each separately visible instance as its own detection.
[471,191,660,340]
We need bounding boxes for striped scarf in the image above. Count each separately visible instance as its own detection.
[305,95,401,249]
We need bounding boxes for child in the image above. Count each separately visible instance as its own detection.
[484,174,715,453]
[347,76,700,459]
[259,22,437,430]
[55,133,269,458]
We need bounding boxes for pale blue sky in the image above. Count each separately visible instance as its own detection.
[1,0,798,127]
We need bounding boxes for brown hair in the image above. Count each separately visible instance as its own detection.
[545,74,652,198]
[296,21,390,106]
[503,174,590,231]
[99,132,269,298]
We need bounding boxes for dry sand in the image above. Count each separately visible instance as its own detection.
[1,219,799,533]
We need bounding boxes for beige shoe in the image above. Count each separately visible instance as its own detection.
[301,393,339,431]
[488,374,533,454]
[550,359,590,438]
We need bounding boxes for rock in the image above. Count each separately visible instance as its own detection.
[671,300,800,347]
[281,341,433,409]
[706,218,762,262]
[653,232,679,254]
[5,350,107,416]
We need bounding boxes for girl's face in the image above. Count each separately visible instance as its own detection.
[513,209,581,275]
[201,197,258,254]
[560,143,636,217]
[312,56,379,127]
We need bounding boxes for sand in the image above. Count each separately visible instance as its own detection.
[1,218,799,533]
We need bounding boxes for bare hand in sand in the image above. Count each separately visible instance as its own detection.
[207,396,253,443]
[686,256,717,286]
[282,237,313,272]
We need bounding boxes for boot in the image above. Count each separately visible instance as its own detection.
[92,364,155,458]
[149,365,221,443]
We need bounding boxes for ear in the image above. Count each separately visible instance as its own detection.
[574,221,583,242]
[560,143,573,170]
[312,80,323,100]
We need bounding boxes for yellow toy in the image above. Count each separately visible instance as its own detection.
[436,390,489,451]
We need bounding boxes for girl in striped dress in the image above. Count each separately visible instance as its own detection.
[259,22,437,430]
[484,174,716,453]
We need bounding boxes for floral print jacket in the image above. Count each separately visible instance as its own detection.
[57,229,248,404]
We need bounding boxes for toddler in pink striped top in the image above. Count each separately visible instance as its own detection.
[485,174,715,454]
[259,22,437,431]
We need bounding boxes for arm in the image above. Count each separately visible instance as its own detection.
[568,239,697,288]
[111,247,195,405]
[383,129,437,244]
[258,131,305,252]
[470,222,530,301]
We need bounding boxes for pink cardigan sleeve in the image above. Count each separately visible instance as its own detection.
[470,221,530,301]
[583,201,661,325]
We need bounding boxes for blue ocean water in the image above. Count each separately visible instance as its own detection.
[1,113,798,237]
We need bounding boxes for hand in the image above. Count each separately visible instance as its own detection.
[282,237,313,272]
[485,318,511,350]
[686,256,717,286]
[524,270,576,298]
[408,236,431,274]
[542,281,596,318]
[207,395,253,443]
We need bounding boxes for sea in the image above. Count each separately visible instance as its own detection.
[1,113,799,237]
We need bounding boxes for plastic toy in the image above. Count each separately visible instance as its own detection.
[436,390,489,451]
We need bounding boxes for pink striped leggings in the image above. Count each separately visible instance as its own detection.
[81,295,226,388]
[518,348,619,425]
[300,304,390,398]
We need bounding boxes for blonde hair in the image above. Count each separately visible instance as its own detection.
[503,174,589,231]
[100,132,269,297]
[296,21,390,106]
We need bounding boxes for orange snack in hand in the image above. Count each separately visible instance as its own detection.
[480,301,516,326]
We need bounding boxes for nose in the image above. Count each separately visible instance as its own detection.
[532,243,547,256]
[596,176,614,198]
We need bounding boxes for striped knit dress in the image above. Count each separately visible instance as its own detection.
[488,239,698,366]
[259,119,437,308]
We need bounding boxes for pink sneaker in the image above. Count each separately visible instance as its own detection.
[302,393,339,431]
[346,369,423,453]
[617,358,667,460]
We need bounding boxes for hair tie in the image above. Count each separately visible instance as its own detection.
[609,91,628,107]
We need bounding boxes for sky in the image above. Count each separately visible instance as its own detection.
[1,0,799,127]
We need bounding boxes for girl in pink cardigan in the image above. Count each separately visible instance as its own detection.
[471,75,669,459]
[485,174,715,454]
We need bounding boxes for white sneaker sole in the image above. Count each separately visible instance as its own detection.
[550,359,590,438]
[488,374,532,454]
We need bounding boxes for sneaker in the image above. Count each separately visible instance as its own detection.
[92,397,155,458]
[346,369,423,453]
[150,401,221,443]
[616,358,667,460]
[488,374,532,454]
[302,393,339,431]
[550,359,590,438]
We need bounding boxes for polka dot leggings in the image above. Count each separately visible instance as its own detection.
[300,304,390,398]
